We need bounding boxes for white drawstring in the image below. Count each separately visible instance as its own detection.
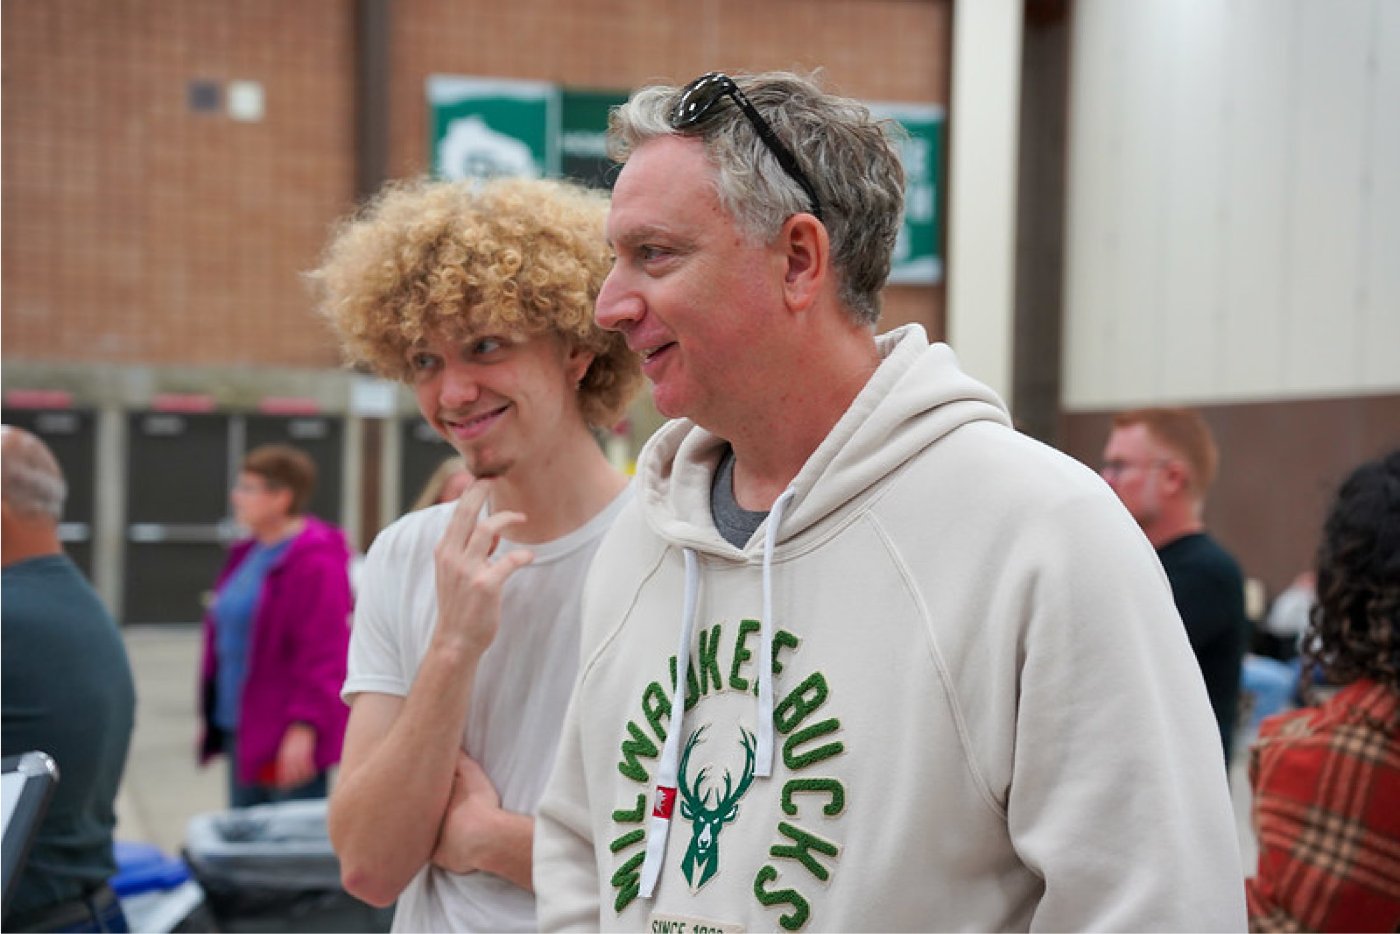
[639,547,700,899]
[757,487,797,777]
[639,486,795,897]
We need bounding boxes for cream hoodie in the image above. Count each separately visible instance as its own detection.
[535,325,1246,932]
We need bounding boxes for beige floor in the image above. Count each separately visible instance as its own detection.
[115,625,226,854]
[115,623,1260,872]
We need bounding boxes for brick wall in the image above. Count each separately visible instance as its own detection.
[388,0,951,336]
[2,0,355,368]
[2,0,950,373]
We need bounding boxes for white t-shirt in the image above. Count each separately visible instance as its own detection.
[343,484,632,933]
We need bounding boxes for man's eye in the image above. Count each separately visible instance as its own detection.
[639,245,667,262]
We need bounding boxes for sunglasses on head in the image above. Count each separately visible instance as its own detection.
[668,72,824,223]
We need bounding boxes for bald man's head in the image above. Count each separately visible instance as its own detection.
[1,426,67,522]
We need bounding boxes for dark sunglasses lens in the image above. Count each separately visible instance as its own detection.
[671,73,733,128]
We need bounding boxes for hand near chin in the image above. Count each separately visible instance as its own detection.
[431,752,503,875]
[432,479,534,657]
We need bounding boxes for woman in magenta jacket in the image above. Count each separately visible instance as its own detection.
[198,444,352,808]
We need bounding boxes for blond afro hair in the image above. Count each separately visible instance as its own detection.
[312,176,640,429]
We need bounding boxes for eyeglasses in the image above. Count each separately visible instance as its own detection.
[669,72,824,222]
[1100,459,1171,480]
[232,478,280,496]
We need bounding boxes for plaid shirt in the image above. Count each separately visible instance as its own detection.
[1246,679,1400,932]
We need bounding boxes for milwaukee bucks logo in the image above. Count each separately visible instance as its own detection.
[678,724,757,890]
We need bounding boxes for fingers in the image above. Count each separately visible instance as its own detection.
[440,478,493,551]
[461,510,528,566]
[453,751,477,782]
[436,480,530,568]
[450,753,502,808]
[454,752,487,784]
[481,547,534,587]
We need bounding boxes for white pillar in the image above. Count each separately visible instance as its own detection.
[94,404,127,618]
[947,0,1024,405]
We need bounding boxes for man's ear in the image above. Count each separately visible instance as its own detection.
[1162,459,1191,496]
[778,213,830,313]
[565,344,596,388]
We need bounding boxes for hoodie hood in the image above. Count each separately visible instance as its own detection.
[635,323,1012,556]
[631,323,1013,900]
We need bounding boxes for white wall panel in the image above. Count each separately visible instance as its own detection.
[1363,0,1400,388]
[1160,0,1230,400]
[1220,0,1297,397]
[1287,1,1368,393]
[1063,0,1400,409]
[1062,0,1121,403]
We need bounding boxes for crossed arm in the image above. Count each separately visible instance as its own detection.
[327,481,535,906]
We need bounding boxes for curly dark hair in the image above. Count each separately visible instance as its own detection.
[1303,449,1400,692]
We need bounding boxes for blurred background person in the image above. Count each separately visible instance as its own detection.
[1261,570,1316,662]
[2,425,136,933]
[1238,570,1318,741]
[410,455,473,511]
[197,443,353,808]
[1246,448,1400,932]
[1103,407,1249,762]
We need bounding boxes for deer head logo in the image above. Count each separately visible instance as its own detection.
[678,724,757,890]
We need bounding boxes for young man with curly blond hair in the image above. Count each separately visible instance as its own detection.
[312,176,640,932]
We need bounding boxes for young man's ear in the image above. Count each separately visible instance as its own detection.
[779,213,829,313]
[565,345,596,388]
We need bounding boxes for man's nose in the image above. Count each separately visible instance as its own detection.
[595,267,642,332]
[438,360,481,408]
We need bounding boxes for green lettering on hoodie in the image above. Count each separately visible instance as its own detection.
[697,623,724,694]
[729,618,760,691]
[753,864,810,931]
[642,680,672,744]
[781,778,845,817]
[769,821,839,882]
[617,720,658,782]
[611,849,646,912]
[783,718,843,771]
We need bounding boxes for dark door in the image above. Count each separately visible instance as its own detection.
[1,407,97,580]
[399,418,456,515]
[123,412,232,624]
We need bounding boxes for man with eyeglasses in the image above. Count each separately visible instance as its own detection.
[534,71,1245,931]
[1102,407,1248,763]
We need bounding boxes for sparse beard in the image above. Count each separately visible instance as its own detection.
[471,463,508,479]
[461,449,512,480]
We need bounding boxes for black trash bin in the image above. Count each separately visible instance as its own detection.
[182,800,392,933]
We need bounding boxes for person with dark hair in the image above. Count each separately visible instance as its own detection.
[1103,407,1248,761]
[1246,449,1400,932]
[197,443,353,808]
[313,176,641,931]
[2,425,136,933]
[533,70,1244,931]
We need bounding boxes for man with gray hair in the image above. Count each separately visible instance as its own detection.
[533,71,1246,931]
[2,425,136,932]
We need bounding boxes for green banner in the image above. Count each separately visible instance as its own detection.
[427,75,558,179]
[870,102,946,285]
[425,77,944,285]
[561,88,629,189]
